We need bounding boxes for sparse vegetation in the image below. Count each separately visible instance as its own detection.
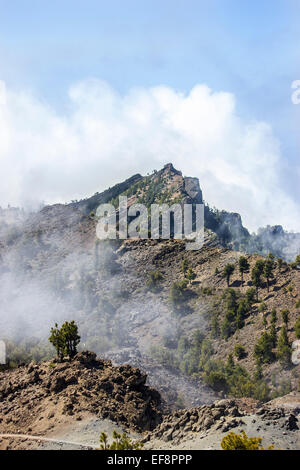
[221,431,274,450]
[146,270,163,292]
[98,431,144,450]
[182,259,189,277]
[186,267,196,284]
[234,344,247,360]
[169,279,189,313]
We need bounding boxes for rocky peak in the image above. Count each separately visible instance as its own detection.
[161,163,182,176]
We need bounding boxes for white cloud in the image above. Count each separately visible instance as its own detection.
[0,78,299,232]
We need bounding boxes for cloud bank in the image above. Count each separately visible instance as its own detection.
[0,78,299,232]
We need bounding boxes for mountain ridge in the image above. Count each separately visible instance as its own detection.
[0,163,300,409]
[65,163,300,261]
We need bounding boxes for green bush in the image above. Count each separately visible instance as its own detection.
[219,289,253,339]
[169,279,189,313]
[98,431,144,450]
[146,270,163,292]
[234,344,247,360]
[221,431,274,450]
[254,332,275,364]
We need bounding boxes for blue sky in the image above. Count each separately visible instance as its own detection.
[0,0,299,230]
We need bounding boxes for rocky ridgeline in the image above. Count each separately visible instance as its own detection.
[0,351,162,434]
[143,398,299,445]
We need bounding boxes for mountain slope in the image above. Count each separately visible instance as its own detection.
[0,164,300,408]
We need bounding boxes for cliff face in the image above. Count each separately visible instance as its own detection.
[183,177,203,203]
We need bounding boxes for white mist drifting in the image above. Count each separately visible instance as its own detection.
[0,78,299,232]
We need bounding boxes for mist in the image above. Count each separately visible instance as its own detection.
[0,78,299,233]
[0,203,220,407]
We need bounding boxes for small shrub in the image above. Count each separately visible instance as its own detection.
[234,344,247,360]
[98,431,144,450]
[221,431,274,450]
[146,270,163,292]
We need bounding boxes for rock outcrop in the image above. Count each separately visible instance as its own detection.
[144,397,299,446]
[0,352,162,435]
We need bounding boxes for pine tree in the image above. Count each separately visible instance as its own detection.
[264,258,275,292]
[60,321,81,358]
[262,314,268,329]
[211,315,220,338]
[281,309,290,327]
[238,256,250,286]
[169,279,189,312]
[49,323,64,361]
[277,325,291,365]
[270,309,277,347]
[271,308,277,324]
[277,258,283,272]
[270,324,277,347]
[186,267,196,285]
[223,263,235,287]
[254,332,274,364]
[49,321,81,360]
[226,353,235,373]
[254,362,263,381]
[251,260,264,300]
[182,259,189,277]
